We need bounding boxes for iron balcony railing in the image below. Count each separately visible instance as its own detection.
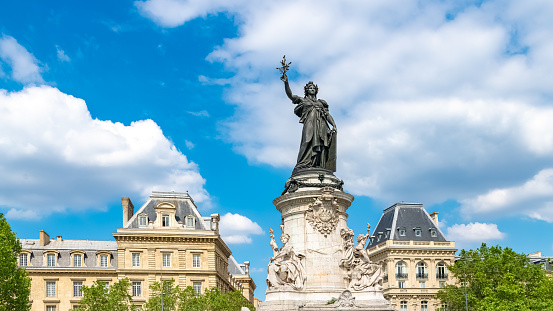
[436,273,449,280]
[395,273,408,279]
[416,273,428,279]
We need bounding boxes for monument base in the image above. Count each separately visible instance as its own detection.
[260,289,393,311]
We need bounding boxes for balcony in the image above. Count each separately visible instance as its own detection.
[436,273,449,280]
[416,273,428,280]
[395,273,408,279]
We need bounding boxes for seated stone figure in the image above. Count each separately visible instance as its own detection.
[340,225,383,291]
[267,232,306,290]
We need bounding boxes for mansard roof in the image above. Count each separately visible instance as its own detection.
[125,191,209,230]
[366,202,448,249]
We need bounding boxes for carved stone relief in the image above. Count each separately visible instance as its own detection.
[305,188,339,237]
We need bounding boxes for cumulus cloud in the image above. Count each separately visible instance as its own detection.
[0,35,44,84]
[0,86,209,219]
[56,45,70,62]
[446,222,505,249]
[137,1,553,211]
[461,169,553,222]
[219,212,264,244]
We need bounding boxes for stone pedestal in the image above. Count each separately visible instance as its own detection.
[260,170,393,311]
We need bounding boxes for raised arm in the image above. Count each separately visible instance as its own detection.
[281,74,296,101]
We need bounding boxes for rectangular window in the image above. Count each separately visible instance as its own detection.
[415,229,421,236]
[74,254,82,267]
[163,253,171,267]
[19,253,28,266]
[46,306,56,311]
[398,281,405,288]
[399,228,406,236]
[162,214,169,227]
[192,254,200,268]
[47,254,56,267]
[421,301,428,311]
[186,217,194,228]
[139,215,147,226]
[193,282,201,295]
[132,253,140,267]
[132,282,141,297]
[419,282,425,288]
[46,282,56,297]
[100,255,108,267]
[73,282,83,297]
[400,301,407,311]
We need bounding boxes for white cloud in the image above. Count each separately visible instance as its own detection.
[446,222,505,244]
[56,45,70,62]
[0,86,209,219]
[219,212,264,244]
[461,169,553,222]
[186,110,210,117]
[0,35,44,84]
[185,140,195,149]
[137,1,553,212]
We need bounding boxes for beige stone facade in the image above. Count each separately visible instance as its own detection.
[19,191,256,311]
[367,203,456,311]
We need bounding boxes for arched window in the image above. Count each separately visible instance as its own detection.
[416,261,428,279]
[395,261,407,278]
[400,301,408,311]
[436,262,448,279]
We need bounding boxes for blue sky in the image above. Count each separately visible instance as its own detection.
[2,0,553,300]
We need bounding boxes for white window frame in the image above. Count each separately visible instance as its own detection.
[46,306,57,311]
[139,215,148,227]
[186,216,195,228]
[430,228,437,237]
[398,281,405,288]
[421,301,428,311]
[400,301,407,311]
[46,281,56,297]
[419,281,425,288]
[192,282,202,295]
[47,253,56,267]
[74,254,82,267]
[132,282,141,297]
[414,227,422,237]
[398,228,406,236]
[162,214,170,227]
[132,253,141,267]
[100,255,109,267]
[73,282,83,297]
[192,254,201,268]
[19,253,28,266]
[163,253,171,267]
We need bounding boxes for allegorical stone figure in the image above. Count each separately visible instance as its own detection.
[267,230,306,290]
[278,56,337,172]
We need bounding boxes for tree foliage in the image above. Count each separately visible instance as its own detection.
[143,281,255,311]
[0,213,31,311]
[80,278,135,311]
[437,243,553,311]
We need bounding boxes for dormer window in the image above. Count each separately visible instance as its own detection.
[162,214,170,227]
[385,230,390,239]
[186,215,195,228]
[139,214,148,227]
[398,227,406,236]
[430,228,437,237]
[414,227,422,237]
[71,250,86,267]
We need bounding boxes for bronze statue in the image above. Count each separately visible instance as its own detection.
[278,56,337,172]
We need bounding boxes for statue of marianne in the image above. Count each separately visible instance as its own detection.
[279,58,337,172]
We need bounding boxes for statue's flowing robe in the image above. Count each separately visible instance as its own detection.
[292,95,336,171]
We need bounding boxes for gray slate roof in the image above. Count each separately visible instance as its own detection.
[366,202,448,248]
[126,191,208,230]
[20,239,117,269]
[228,255,246,275]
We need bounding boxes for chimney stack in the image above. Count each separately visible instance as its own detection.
[122,197,135,226]
[430,212,439,226]
[39,229,50,246]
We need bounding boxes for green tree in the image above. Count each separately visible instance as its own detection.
[437,243,553,311]
[0,213,31,311]
[144,280,179,311]
[79,278,135,311]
